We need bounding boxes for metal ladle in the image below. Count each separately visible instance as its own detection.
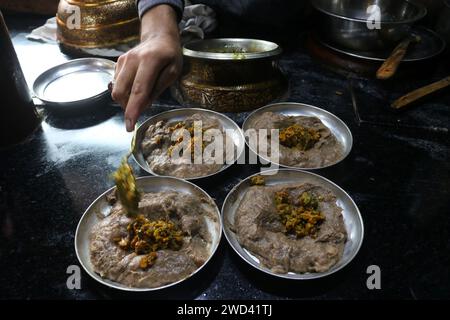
[112,125,141,216]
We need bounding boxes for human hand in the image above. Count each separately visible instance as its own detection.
[112,5,182,132]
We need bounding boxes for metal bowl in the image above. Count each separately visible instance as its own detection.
[311,0,427,51]
[242,102,353,170]
[75,176,222,291]
[318,26,445,62]
[172,38,288,112]
[222,169,364,280]
[133,108,246,180]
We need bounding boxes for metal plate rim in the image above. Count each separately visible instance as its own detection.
[132,107,246,181]
[242,102,353,170]
[221,169,364,280]
[310,0,427,24]
[74,175,223,292]
[317,27,446,62]
[32,57,115,106]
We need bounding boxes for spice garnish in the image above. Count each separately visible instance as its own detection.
[167,122,206,159]
[279,124,321,151]
[274,190,325,238]
[112,160,141,217]
[115,215,184,270]
[250,175,266,186]
[112,126,141,217]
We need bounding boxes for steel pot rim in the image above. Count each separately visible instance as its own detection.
[183,38,282,60]
[311,0,427,25]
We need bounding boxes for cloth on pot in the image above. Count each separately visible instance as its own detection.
[180,2,217,44]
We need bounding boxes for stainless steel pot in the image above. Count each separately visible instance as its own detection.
[311,0,427,51]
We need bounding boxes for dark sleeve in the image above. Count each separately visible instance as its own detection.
[136,0,184,21]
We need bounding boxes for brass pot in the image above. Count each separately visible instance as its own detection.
[56,0,139,50]
[172,38,288,113]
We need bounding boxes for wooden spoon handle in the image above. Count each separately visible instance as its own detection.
[376,39,411,80]
[391,76,450,109]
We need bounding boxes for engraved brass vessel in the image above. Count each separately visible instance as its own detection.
[56,0,139,50]
[172,38,288,113]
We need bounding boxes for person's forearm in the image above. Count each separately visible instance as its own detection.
[137,0,184,20]
[140,4,180,42]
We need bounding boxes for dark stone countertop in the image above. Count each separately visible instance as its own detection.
[0,14,449,300]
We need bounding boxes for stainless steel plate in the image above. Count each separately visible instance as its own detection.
[318,27,446,62]
[133,108,246,180]
[242,102,353,170]
[75,176,222,292]
[222,169,364,280]
[33,58,115,106]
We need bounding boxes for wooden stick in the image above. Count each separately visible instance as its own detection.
[376,35,421,80]
[391,76,450,109]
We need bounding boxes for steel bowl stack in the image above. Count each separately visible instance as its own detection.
[311,0,427,51]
